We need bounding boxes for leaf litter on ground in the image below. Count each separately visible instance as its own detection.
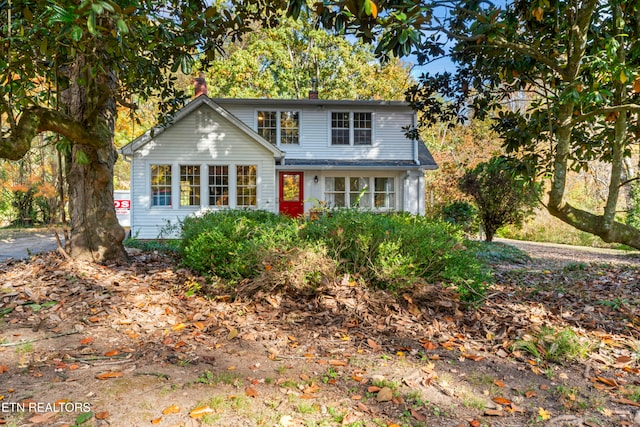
[0,242,639,425]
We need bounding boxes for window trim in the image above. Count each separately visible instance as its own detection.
[323,175,396,211]
[150,163,173,208]
[329,111,374,146]
[179,164,201,207]
[256,110,301,146]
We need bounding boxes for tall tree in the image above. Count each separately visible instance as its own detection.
[404,0,640,248]
[202,16,414,100]
[0,0,299,262]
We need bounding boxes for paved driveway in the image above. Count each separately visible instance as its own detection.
[0,230,59,261]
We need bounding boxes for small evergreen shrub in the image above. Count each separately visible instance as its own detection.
[441,200,477,234]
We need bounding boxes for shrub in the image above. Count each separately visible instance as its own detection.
[459,156,540,242]
[179,210,492,303]
[441,200,477,234]
[180,210,298,280]
[301,210,491,301]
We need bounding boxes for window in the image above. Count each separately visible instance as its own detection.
[331,112,350,145]
[349,177,371,208]
[280,112,299,144]
[374,177,395,210]
[324,176,395,210]
[331,112,372,145]
[353,113,372,145]
[209,165,229,206]
[237,165,257,207]
[257,111,277,144]
[325,177,346,207]
[258,111,299,145]
[180,165,200,206]
[151,165,171,206]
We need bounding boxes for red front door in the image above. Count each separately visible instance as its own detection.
[279,172,304,217]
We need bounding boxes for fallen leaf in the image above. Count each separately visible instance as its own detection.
[484,409,504,416]
[421,340,438,350]
[367,338,381,351]
[462,353,484,361]
[88,316,100,323]
[303,382,320,394]
[162,404,180,415]
[611,397,640,407]
[104,350,119,357]
[328,359,347,366]
[28,412,58,423]
[410,409,426,421]
[615,355,632,364]
[227,328,239,340]
[525,390,537,398]
[594,376,618,388]
[95,411,109,420]
[151,416,162,424]
[469,420,481,427]
[0,366,7,374]
[245,386,258,397]
[171,323,186,332]
[538,407,551,421]
[193,321,205,331]
[95,371,124,380]
[79,337,95,345]
[492,397,512,406]
[189,405,214,418]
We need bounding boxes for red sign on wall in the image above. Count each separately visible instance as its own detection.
[114,200,130,209]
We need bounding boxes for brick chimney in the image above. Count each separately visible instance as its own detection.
[194,72,208,97]
[308,77,318,99]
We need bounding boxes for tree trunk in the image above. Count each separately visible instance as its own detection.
[62,55,128,263]
[66,143,127,263]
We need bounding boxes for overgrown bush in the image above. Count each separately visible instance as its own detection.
[180,210,299,280]
[179,210,492,303]
[299,210,490,301]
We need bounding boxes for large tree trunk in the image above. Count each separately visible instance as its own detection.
[62,55,128,263]
[66,143,127,263]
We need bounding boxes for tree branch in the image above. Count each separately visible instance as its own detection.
[0,106,107,161]
[570,103,640,126]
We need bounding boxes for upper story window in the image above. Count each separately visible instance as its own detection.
[258,111,299,145]
[331,112,372,145]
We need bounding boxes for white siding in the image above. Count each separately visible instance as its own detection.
[130,105,277,239]
[220,102,414,161]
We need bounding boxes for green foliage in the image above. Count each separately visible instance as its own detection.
[514,327,591,364]
[467,241,531,265]
[459,157,541,243]
[627,181,640,230]
[440,200,477,235]
[202,15,413,100]
[179,210,492,302]
[180,210,299,280]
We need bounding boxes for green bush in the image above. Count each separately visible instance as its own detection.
[441,200,477,234]
[300,210,491,301]
[179,210,492,303]
[180,210,298,280]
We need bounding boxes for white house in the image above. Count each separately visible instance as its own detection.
[119,94,437,239]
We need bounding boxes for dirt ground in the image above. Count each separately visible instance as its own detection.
[1,240,640,427]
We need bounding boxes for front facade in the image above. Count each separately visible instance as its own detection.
[120,96,437,239]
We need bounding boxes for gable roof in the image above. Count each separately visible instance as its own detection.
[119,96,283,158]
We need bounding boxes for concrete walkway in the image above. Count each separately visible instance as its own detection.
[0,230,59,261]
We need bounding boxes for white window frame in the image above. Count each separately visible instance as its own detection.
[179,164,201,207]
[256,110,300,146]
[329,111,374,146]
[323,175,396,211]
[150,164,173,208]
